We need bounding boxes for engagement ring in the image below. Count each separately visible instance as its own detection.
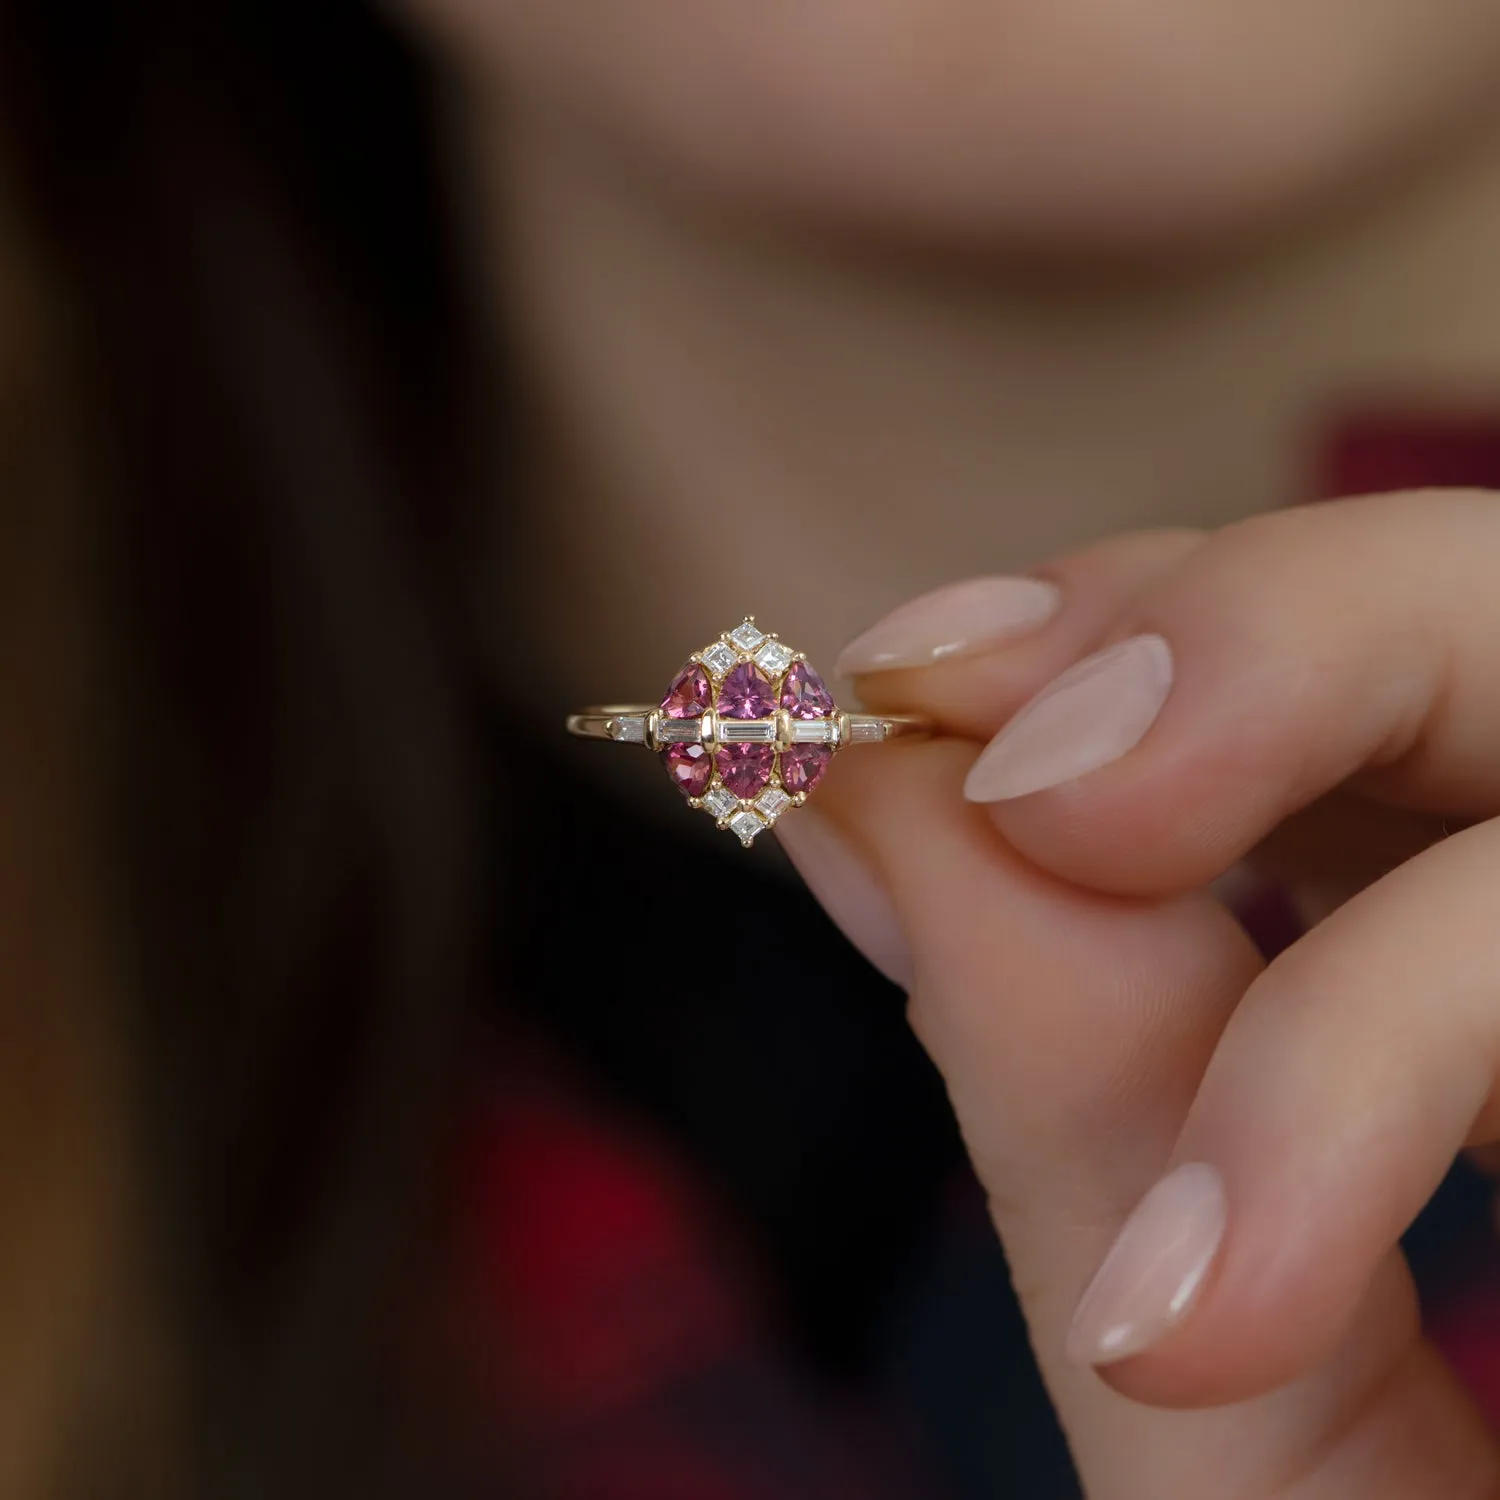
[567,618,930,847]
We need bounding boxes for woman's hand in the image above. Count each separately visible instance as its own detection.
[780,491,1500,1498]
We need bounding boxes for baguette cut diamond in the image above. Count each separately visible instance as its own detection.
[719,720,776,744]
[790,719,834,744]
[612,716,648,744]
[659,719,704,744]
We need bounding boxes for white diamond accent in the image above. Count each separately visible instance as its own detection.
[755,641,794,676]
[729,810,767,845]
[850,720,885,743]
[790,719,833,744]
[612,716,647,744]
[729,621,766,652]
[719,720,777,744]
[701,641,738,677]
[659,719,704,744]
[702,786,738,820]
[756,787,791,822]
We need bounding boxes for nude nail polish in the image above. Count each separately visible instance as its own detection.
[836,577,1063,676]
[1066,1162,1228,1367]
[964,634,1173,802]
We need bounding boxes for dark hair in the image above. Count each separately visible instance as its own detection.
[0,4,495,1492]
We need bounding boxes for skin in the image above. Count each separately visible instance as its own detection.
[803,500,1500,1496]
[393,0,1500,1490]
[413,0,1500,245]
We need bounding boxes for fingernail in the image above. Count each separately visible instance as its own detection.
[776,811,912,990]
[837,577,1063,676]
[964,633,1173,802]
[1066,1162,1228,1367]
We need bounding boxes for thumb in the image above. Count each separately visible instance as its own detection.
[779,740,1495,1498]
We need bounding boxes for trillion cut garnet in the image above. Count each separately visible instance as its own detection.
[717,662,777,720]
[661,663,710,719]
[780,662,834,719]
[663,742,712,798]
[781,745,833,795]
[716,744,775,799]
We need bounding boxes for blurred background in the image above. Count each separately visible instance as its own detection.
[5,1,1500,1496]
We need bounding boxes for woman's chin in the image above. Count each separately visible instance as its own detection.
[411,0,1500,253]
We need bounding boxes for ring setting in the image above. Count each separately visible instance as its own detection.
[567,618,930,847]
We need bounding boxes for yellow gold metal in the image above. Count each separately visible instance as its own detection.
[566,707,929,745]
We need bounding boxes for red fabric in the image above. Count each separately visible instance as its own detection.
[457,1056,930,1500]
[1314,407,1500,500]
[466,1078,750,1426]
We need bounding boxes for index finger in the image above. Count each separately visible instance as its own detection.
[887,492,1500,896]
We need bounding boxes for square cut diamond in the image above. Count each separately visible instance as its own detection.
[612,716,648,744]
[790,719,833,744]
[701,641,738,677]
[659,719,704,744]
[729,621,766,652]
[756,787,791,822]
[755,640,794,676]
[729,810,767,845]
[702,786,739,820]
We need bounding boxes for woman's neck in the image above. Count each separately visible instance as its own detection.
[475,99,1500,700]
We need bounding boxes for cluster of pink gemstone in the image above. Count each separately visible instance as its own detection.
[657,646,836,816]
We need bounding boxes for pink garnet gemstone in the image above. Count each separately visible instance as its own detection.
[716,662,777,720]
[716,745,775,800]
[663,743,712,798]
[660,662,710,719]
[780,662,835,719]
[781,746,832,795]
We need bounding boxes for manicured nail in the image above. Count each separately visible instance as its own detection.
[1066,1162,1227,1367]
[776,812,912,990]
[837,577,1063,676]
[964,634,1173,802]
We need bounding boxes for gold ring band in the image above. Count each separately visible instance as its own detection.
[566,707,930,750]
